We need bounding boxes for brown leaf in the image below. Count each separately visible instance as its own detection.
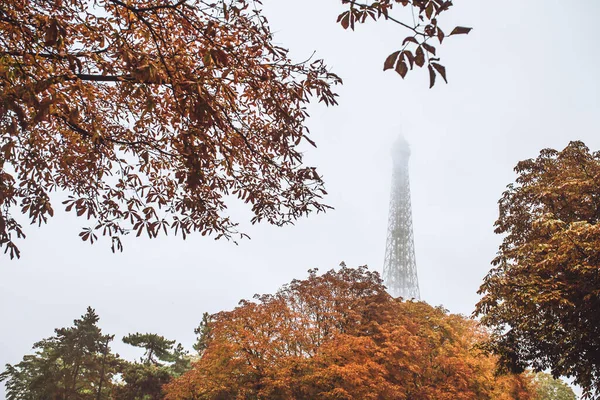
[395,60,408,78]
[44,19,58,46]
[431,62,447,83]
[402,51,415,69]
[425,2,434,19]
[383,51,400,71]
[428,64,436,88]
[339,12,350,29]
[422,43,436,55]
[437,27,445,43]
[402,36,419,46]
[415,46,425,67]
[450,26,472,36]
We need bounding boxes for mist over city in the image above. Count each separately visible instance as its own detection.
[1,1,599,399]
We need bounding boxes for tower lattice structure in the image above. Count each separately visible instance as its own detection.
[382,136,420,300]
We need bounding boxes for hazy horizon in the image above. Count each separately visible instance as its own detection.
[3,1,599,397]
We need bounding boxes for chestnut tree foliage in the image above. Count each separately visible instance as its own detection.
[0,0,340,259]
[0,0,469,259]
[475,142,600,398]
[337,0,472,87]
[164,266,533,400]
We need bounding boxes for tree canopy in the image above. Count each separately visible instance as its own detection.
[2,267,564,400]
[0,308,190,399]
[532,373,577,400]
[0,307,119,399]
[117,333,190,400]
[0,0,469,259]
[165,265,533,400]
[123,332,187,365]
[475,141,600,398]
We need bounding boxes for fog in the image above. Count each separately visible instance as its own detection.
[2,1,599,397]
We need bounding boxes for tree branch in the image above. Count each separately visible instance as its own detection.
[346,0,425,35]
[105,0,187,13]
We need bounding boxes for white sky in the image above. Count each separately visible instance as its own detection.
[2,1,599,397]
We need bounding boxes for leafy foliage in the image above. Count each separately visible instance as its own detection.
[0,307,119,400]
[0,309,191,399]
[0,0,471,259]
[116,364,173,400]
[0,0,341,259]
[164,265,533,400]
[475,141,600,398]
[336,0,471,87]
[117,333,190,400]
[532,372,576,400]
[124,333,185,365]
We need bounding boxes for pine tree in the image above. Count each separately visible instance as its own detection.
[0,307,119,400]
[117,333,191,399]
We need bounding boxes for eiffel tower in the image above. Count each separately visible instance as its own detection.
[382,135,420,300]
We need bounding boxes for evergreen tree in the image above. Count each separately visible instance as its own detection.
[193,313,212,356]
[0,307,119,400]
[117,333,191,399]
[124,333,179,365]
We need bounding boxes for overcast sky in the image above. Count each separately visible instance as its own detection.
[2,0,599,396]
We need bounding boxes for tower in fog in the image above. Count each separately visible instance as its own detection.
[382,136,420,299]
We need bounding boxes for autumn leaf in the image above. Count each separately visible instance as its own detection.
[396,60,408,78]
[428,64,436,88]
[0,0,342,258]
[422,42,436,55]
[476,141,600,398]
[415,46,426,67]
[432,62,447,83]
[164,265,535,400]
[336,0,470,87]
[383,51,400,71]
[450,26,473,36]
